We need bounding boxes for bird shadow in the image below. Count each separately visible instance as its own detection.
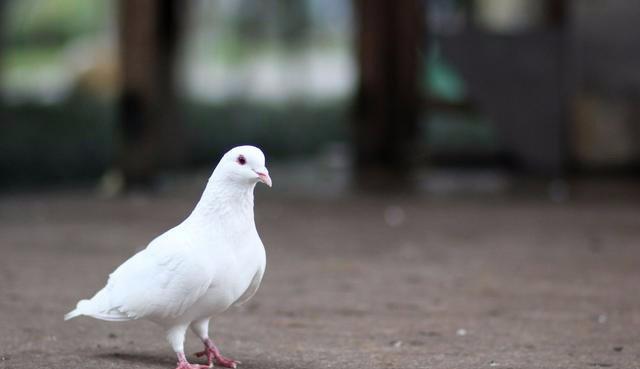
[95,352,311,369]
[94,352,174,367]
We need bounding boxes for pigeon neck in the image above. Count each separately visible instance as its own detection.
[189,177,255,221]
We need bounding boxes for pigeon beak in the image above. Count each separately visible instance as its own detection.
[255,168,272,187]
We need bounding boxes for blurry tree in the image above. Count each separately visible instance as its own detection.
[117,0,187,188]
[235,0,311,51]
[0,0,5,100]
[275,0,311,49]
[353,0,425,189]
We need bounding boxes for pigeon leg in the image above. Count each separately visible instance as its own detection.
[194,338,240,368]
[176,352,208,369]
[191,319,240,368]
[168,325,206,369]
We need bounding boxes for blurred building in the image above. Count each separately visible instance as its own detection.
[428,0,640,174]
[0,0,639,189]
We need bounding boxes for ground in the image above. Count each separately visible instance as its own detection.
[1,180,639,369]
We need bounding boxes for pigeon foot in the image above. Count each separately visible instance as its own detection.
[176,352,208,369]
[195,339,240,368]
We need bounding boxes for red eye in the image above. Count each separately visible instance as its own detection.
[237,155,246,165]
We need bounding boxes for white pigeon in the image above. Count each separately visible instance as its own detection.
[65,145,271,369]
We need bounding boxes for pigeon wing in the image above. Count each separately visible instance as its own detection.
[81,233,212,321]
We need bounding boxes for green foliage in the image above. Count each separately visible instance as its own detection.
[0,97,115,186]
[0,97,348,188]
[425,111,499,154]
[5,0,111,47]
[425,42,467,103]
[186,100,348,163]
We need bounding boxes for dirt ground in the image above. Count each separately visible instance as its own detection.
[1,181,639,369]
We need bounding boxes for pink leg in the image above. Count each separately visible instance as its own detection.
[194,338,240,368]
[176,352,208,369]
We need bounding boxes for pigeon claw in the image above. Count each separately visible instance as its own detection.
[194,344,240,368]
[215,356,239,368]
[176,352,209,369]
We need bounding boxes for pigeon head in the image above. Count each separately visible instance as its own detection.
[214,146,272,188]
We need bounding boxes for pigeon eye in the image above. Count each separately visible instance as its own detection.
[237,155,246,165]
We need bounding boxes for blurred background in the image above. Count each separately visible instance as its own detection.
[1,2,640,369]
[1,0,638,194]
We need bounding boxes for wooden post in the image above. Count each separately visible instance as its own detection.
[353,0,425,189]
[117,0,186,187]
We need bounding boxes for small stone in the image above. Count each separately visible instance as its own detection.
[108,333,117,339]
[589,363,612,367]
[597,314,608,324]
[420,330,441,337]
[389,340,403,348]
[456,328,467,336]
[613,346,623,352]
[1,355,10,361]
[489,360,498,367]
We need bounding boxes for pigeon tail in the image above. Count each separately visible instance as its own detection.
[64,309,81,320]
[64,299,90,320]
[64,298,132,321]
